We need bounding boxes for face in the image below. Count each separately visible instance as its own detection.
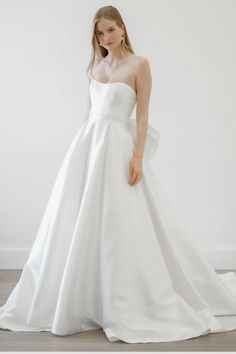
[95,18,124,49]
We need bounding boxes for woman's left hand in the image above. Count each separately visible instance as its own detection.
[128,156,143,186]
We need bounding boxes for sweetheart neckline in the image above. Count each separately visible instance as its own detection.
[90,78,137,96]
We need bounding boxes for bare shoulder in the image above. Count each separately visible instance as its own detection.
[127,55,151,85]
[132,55,151,76]
[132,56,152,96]
[126,53,149,66]
[131,54,150,64]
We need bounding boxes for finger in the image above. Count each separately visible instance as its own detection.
[129,164,133,178]
[130,172,141,186]
[131,170,138,183]
[133,177,141,186]
[133,171,142,185]
[134,173,141,184]
[129,172,136,185]
[129,165,135,183]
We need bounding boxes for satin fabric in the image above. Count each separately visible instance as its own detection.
[1,78,236,343]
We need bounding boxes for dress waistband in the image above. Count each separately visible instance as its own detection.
[88,110,131,124]
[88,110,160,162]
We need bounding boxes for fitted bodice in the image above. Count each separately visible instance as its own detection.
[88,79,136,123]
[87,78,160,161]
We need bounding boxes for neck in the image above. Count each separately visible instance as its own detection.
[105,46,126,64]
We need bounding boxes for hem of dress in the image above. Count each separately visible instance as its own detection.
[103,314,236,344]
[103,326,211,344]
[2,315,236,344]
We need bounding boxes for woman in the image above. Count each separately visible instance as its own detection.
[1,5,236,344]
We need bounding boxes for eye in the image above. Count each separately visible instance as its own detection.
[109,28,115,32]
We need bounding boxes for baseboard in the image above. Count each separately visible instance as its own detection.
[200,247,236,270]
[0,247,236,270]
[0,248,29,269]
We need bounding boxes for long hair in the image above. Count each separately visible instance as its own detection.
[86,6,135,79]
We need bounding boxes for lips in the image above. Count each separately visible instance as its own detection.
[106,42,113,45]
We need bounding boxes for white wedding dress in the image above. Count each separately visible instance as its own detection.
[1,78,236,344]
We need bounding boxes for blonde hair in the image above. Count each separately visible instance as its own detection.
[86,6,135,79]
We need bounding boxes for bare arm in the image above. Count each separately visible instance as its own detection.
[128,57,152,186]
[133,57,152,158]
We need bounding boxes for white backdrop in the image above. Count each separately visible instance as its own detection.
[0,0,235,269]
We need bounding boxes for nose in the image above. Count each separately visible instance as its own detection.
[104,35,112,43]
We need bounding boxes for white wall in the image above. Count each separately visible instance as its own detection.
[0,0,235,269]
